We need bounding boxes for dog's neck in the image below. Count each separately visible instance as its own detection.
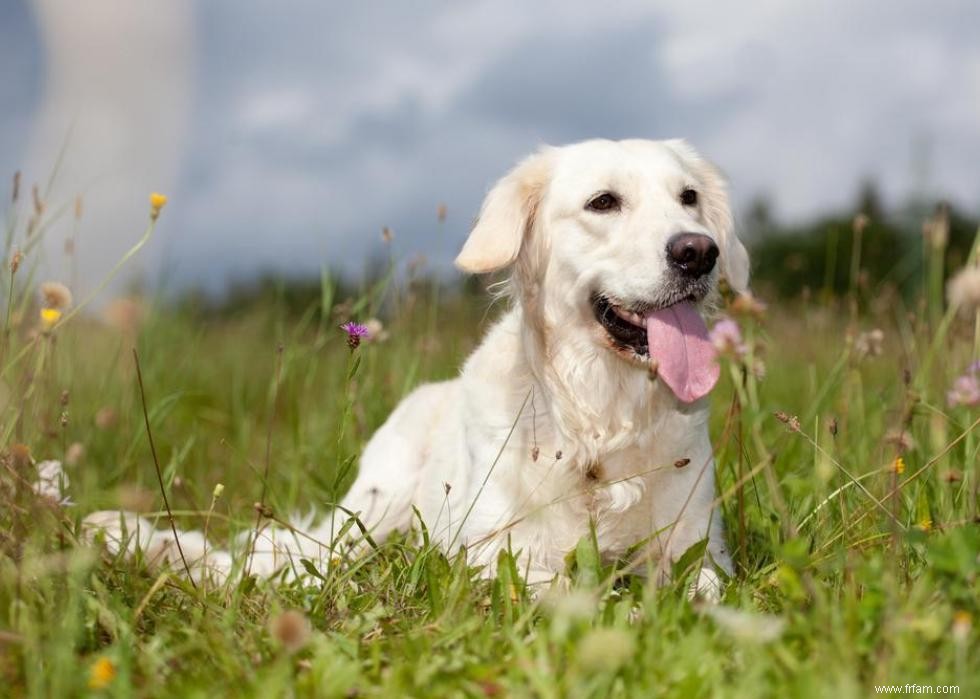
[512,295,674,469]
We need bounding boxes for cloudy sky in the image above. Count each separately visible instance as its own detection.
[1,0,978,295]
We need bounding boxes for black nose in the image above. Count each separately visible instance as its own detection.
[666,233,719,278]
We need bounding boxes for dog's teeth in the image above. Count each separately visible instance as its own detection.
[611,305,644,327]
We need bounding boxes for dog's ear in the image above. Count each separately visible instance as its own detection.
[455,149,553,274]
[665,139,750,294]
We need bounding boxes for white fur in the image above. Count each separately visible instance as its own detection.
[84,139,747,598]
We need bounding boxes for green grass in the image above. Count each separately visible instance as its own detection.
[1,218,978,696]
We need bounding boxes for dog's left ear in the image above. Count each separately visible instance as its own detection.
[455,149,553,274]
[665,140,750,294]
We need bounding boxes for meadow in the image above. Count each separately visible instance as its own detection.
[0,194,978,698]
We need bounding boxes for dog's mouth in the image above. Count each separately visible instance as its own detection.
[590,287,719,403]
[591,290,705,357]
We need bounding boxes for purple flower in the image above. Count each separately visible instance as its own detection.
[947,372,980,408]
[340,321,370,349]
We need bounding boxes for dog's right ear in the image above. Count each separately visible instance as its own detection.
[455,150,553,274]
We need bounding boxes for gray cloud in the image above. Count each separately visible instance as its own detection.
[1,0,977,295]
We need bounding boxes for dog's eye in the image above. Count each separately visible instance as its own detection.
[586,192,621,212]
[680,189,698,206]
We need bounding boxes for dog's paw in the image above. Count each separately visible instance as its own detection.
[687,567,724,603]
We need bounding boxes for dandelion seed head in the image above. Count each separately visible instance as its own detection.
[40,281,73,312]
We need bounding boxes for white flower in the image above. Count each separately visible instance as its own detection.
[703,605,786,643]
[947,265,980,314]
[33,460,71,505]
[853,328,884,358]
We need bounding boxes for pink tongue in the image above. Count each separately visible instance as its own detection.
[645,302,719,403]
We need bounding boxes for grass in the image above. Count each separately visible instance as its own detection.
[0,200,978,697]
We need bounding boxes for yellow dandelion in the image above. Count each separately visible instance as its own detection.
[40,281,73,310]
[149,192,168,220]
[88,656,116,690]
[891,456,905,475]
[40,307,62,330]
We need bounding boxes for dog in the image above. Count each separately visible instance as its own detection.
[84,138,749,598]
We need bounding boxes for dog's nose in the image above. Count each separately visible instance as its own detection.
[666,233,719,278]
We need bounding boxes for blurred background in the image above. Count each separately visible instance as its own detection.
[1,0,978,302]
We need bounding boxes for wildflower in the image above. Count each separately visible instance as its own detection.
[66,442,85,466]
[363,318,389,343]
[268,610,311,653]
[709,317,747,358]
[917,517,932,532]
[952,610,972,644]
[730,292,767,319]
[946,265,980,314]
[88,656,116,689]
[921,203,950,250]
[9,443,31,469]
[339,321,370,350]
[104,297,144,334]
[890,456,906,475]
[149,192,168,220]
[884,429,916,453]
[576,627,635,672]
[212,483,225,499]
[40,281,73,310]
[853,328,884,359]
[852,213,870,235]
[774,411,800,432]
[33,460,69,502]
[703,605,786,643]
[946,366,980,408]
[95,407,118,429]
[39,307,62,331]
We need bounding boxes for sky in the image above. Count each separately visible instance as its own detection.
[1,0,978,296]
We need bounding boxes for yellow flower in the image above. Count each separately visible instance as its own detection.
[917,517,933,532]
[149,192,168,219]
[40,307,62,330]
[891,456,905,475]
[88,656,116,689]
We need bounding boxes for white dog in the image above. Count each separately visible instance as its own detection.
[84,138,749,597]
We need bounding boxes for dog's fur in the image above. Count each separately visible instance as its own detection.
[85,138,749,596]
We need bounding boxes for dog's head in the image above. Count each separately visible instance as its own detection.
[456,139,750,402]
